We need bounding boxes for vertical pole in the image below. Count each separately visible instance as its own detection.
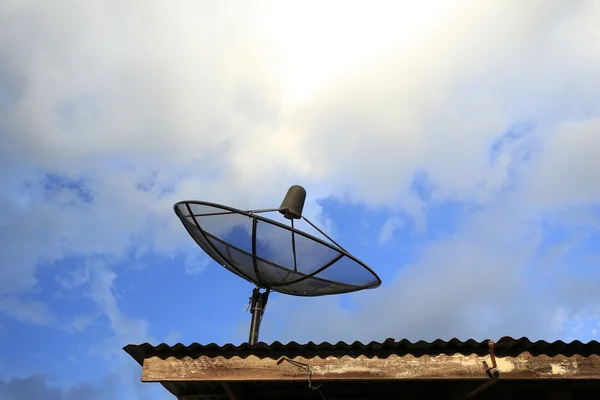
[248,290,263,345]
[248,287,269,345]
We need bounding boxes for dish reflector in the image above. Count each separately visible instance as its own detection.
[174,201,381,296]
[173,185,381,344]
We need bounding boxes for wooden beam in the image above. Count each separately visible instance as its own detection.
[141,353,600,382]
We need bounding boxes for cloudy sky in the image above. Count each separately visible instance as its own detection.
[1,0,600,398]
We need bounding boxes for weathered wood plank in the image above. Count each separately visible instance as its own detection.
[141,353,600,382]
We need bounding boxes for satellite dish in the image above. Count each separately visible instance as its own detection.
[174,185,381,344]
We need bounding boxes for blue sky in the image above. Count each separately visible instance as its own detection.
[1,0,600,398]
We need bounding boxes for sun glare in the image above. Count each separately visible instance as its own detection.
[269,0,464,106]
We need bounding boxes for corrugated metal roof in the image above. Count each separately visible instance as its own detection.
[124,336,600,365]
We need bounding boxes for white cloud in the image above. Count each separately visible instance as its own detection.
[525,118,600,208]
[67,312,100,333]
[56,267,91,290]
[0,374,119,400]
[0,296,55,325]
[183,253,210,276]
[378,217,405,244]
[86,263,152,346]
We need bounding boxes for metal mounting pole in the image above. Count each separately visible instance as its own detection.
[248,287,270,345]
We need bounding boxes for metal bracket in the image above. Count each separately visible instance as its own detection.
[245,296,252,312]
[458,340,500,399]
[482,340,499,379]
[276,357,321,390]
[277,357,326,399]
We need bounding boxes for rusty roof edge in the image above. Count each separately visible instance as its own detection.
[123,336,600,365]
